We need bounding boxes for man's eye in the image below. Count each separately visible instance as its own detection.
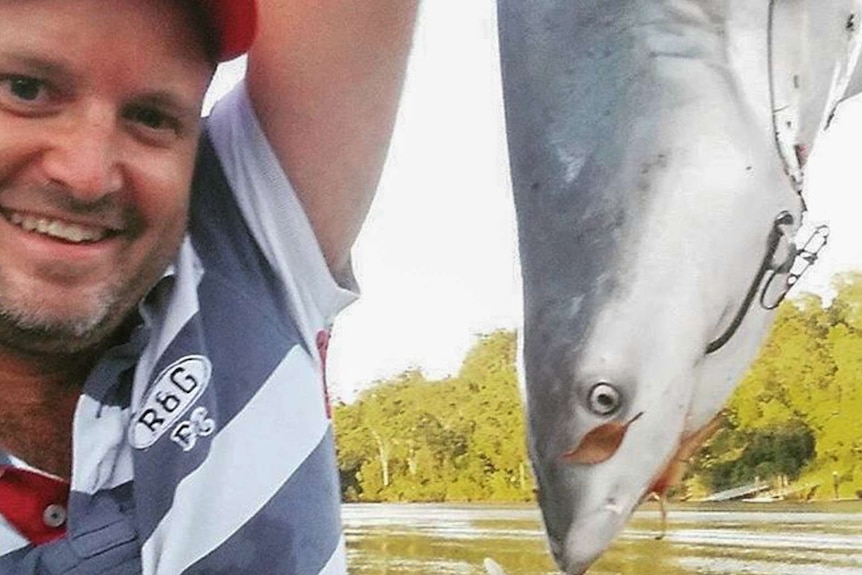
[2,76,47,103]
[127,106,176,131]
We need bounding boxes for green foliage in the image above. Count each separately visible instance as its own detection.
[333,330,534,502]
[694,421,815,492]
[691,271,862,499]
[336,272,862,503]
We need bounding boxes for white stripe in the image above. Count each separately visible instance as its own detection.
[142,346,329,575]
[0,515,29,557]
[71,396,134,494]
[319,535,348,575]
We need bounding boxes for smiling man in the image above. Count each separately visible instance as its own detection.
[0,0,418,572]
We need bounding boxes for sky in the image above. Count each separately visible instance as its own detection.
[206,1,862,400]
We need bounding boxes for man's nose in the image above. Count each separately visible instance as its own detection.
[41,104,124,201]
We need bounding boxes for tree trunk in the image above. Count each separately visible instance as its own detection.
[371,429,390,488]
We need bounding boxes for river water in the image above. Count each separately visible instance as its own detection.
[342,501,862,574]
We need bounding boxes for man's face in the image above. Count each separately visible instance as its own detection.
[0,0,213,355]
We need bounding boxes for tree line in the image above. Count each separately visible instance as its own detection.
[689,271,862,500]
[332,272,862,502]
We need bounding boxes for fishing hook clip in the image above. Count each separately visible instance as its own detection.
[760,222,830,310]
[706,212,828,355]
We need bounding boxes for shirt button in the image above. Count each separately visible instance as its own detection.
[42,504,67,529]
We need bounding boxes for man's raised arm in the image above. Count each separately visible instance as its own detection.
[246,0,420,278]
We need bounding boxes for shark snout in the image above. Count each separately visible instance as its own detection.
[536,452,642,574]
[553,500,632,574]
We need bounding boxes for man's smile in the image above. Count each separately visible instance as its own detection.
[2,209,114,244]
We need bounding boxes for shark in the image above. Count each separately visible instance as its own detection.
[497,1,862,572]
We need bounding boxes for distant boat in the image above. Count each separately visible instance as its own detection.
[742,482,821,503]
[699,481,772,502]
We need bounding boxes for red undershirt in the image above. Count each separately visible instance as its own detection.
[0,466,69,545]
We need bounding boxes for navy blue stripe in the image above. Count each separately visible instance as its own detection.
[0,543,34,573]
[68,481,135,541]
[134,132,308,543]
[81,323,147,408]
[184,428,342,575]
[189,133,294,337]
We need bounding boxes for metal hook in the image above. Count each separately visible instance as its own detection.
[760,224,829,310]
[707,212,794,354]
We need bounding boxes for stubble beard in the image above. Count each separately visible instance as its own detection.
[0,275,141,357]
[0,286,125,356]
[0,237,182,358]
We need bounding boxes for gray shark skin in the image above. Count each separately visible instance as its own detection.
[498,1,862,573]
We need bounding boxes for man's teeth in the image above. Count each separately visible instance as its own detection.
[8,212,107,243]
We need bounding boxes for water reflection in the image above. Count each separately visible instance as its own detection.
[342,502,862,574]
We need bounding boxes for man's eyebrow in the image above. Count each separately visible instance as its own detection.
[0,50,202,118]
[130,91,201,121]
[0,51,76,84]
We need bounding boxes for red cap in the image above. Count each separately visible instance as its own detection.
[197,0,258,62]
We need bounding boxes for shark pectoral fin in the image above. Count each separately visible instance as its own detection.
[561,412,644,465]
[649,410,727,493]
[678,411,727,462]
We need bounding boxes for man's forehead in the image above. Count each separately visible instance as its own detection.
[0,8,215,119]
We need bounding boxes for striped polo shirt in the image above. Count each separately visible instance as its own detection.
[0,84,356,574]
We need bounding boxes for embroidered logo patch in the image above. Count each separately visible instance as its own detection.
[130,355,212,449]
[171,407,216,452]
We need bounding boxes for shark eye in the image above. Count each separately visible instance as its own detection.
[587,382,622,416]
